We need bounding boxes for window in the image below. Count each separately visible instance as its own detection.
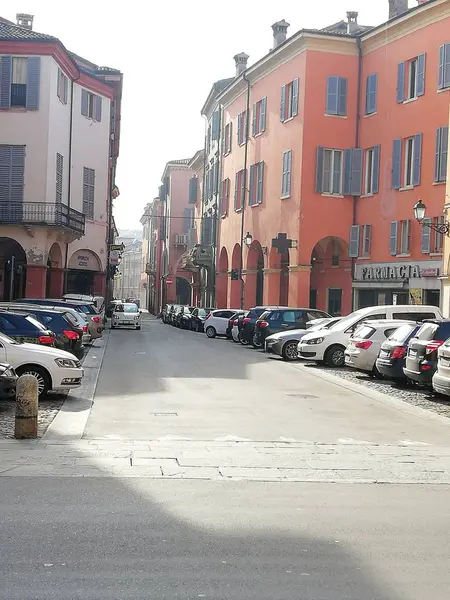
[349,224,371,258]
[331,240,340,266]
[56,153,63,204]
[400,219,411,255]
[322,149,343,195]
[220,178,230,217]
[237,111,248,145]
[222,122,232,155]
[438,44,450,90]
[188,176,198,204]
[252,97,267,136]
[365,73,377,115]
[433,217,445,253]
[0,145,25,202]
[362,224,372,257]
[434,126,448,182]
[326,76,348,116]
[81,89,102,121]
[397,54,425,102]
[281,150,292,198]
[249,162,264,206]
[280,78,299,122]
[11,57,27,107]
[364,146,380,195]
[392,134,422,189]
[83,167,95,220]
[0,56,40,110]
[211,110,220,141]
[183,207,195,233]
[57,68,68,104]
[404,137,414,187]
[234,169,246,210]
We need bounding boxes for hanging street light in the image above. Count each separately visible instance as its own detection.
[413,200,450,235]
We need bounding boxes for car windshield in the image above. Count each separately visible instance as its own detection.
[416,322,439,340]
[123,304,139,313]
[353,324,376,339]
[387,323,418,343]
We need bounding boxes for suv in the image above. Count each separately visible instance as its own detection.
[404,319,450,386]
[178,306,196,329]
[161,304,173,324]
[239,307,282,346]
[253,308,330,349]
[0,311,55,347]
[190,308,213,332]
[18,298,104,336]
[204,309,240,338]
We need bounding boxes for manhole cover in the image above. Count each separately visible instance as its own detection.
[150,412,178,417]
[286,394,318,399]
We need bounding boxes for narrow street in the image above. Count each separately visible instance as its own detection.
[2,314,450,599]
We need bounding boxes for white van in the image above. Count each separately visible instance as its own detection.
[298,305,443,367]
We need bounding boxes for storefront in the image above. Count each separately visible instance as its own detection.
[67,250,105,296]
[353,260,442,310]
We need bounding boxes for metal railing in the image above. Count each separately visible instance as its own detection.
[0,202,85,235]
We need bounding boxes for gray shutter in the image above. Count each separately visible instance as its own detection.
[94,95,102,122]
[326,76,338,114]
[257,162,264,204]
[211,110,219,140]
[438,44,446,90]
[252,103,257,136]
[421,218,431,254]
[412,133,422,186]
[81,89,88,116]
[350,148,363,195]
[343,149,352,195]
[213,160,219,195]
[241,169,246,208]
[237,113,242,144]
[416,53,426,96]
[248,165,255,205]
[286,150,292,195]
[292,77,299,117]
[280,85,286,122]
[260,97,267,131]
[183,208,190,233]
[392,139,402,189]
[435,127,442,182]
[389,221,398,256]
[26,56,40,109]
[234,172,239,209]
[397,62,405,103]
[0,146,11,201]
[228,122,232,153]
[10,146,25,203]
[315,147,324,193]
[349,225,360,258]
[63,75,68,104]
[338,77,348,116]
[372,145,380,194]
[188,176,198,203]
[366,74,377,114]
[0,56,12,108]
[56,153,63,203]
[244,111,248,140]
[440,126,448,182]
[363,224,372,256]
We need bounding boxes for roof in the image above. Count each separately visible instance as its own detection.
[0,18,57,41]
[320,20,373,35]
[201,77,234,116]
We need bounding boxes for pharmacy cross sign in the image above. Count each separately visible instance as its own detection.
[272,232,293,254]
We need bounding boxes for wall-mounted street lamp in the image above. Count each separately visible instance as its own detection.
[413,200,450,236]
[244,232,253,247]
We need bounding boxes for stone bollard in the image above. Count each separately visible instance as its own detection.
[14,374,39,439]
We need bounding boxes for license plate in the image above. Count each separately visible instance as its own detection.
[409,349,417,357]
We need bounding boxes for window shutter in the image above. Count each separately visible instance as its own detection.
[363,224,372,256]
[83,167,95,219]
[248,165,255,206]
[0,56,12,108]
[225,178,230,215]
[280,85,286,121]
[189,176,198,203]
[338,77,348,116]
[349,225,360,258]
[286,150,292,195]
[292,77,299,117]
[10,146,25,203]
[257,162,264,204]
[315,146,324,193]
[237,113,242,144]
[372,145,380,194]
[81,89,88,116]
[241,170,246,208]
[421,218,431,253]
[183,208,191,233]
[397,62,405,103]
[57,69,61,100]
[234,173,239,210]
[389,221,398,256]
[366,74,377,114]
[0,146,11,202]
[244,111,248,141]
[63,76,68,104]
[26,57,40,109]
[405,219,411,253]
[213,161,219,196]
[435,127,442,182]
[228,122,232,153]
[416,53,426,96]
[440,126,448,182]
[260,97,267,132]
[392,139,402,189]
[211,110,220,140]
[412,133,422,186]
[252,103,257,136]
[343,149,352,195]
[94,95,102,122]
[438,44,446,90]
[326,76,338,114]
[350,148,363,195]
[56,153,63,204]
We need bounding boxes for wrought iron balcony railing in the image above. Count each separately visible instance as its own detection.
[0,202,85,235]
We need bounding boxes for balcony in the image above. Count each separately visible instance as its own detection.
[173,233,187,247]
[0,202,85,235]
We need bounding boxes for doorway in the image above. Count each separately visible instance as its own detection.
[328,288,342,316]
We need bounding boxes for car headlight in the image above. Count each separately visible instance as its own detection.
[55,358,78,368]
[306,337,324,345]
[2,368,14,377]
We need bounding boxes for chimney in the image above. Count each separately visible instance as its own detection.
[388,0,409,20]
[346,11,359,34]
[16,13,33,29]
[271,20,290,49]
[233,52,249,77]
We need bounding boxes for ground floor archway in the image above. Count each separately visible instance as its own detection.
[245,241,265,308]
[217,246,229,308]
[67,249,105,296]
[0,237,27,301]
[229,243,241,308]
[176,276,192,305]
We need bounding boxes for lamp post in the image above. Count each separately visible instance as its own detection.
[244,232,253,247]
[413,200,450,235]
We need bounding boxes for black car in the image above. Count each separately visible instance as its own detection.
[178,306,196,329]
[171,305,183,326]
[403,319,450,386]
[239,307,284,346]
[253,308,330,349]
[226,310,246,339]
[0,311,56,347]
[376,322,421,382]
[167,305,180,325]
[190,308,213,332]
[0,362,17,398]
[161,304,173,323]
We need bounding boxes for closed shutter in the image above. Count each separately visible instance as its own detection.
[412,133,422,186]
[362,224,372,257]
[228,122,232,153]
[26,56,40,109]
[83,167,95,219]
[94,95,102,122]
[350,148,363,195]
[0,56,12,108]
[56,153,63,203]
[292,78,299,117]
[343,149,352,196]
[349,225,360,258]
[234,172,239,210]
[211,110,220,140]
[438,44,450,90]
[286,150,292,196]
[435,126,449,182]
[389,221,398,256]
[392,139,402,189]
[81,89,89,116]
[183,208,191,233]
[435,127,442,182]
[63,74,68,104]
[416,53,426,96]
[0,145,25,203]
[280,84,286,122]
[260,97,267,132]
[315,146,324,193]
[188,176,198,203]
[338,77,348,116]
[240,170,246,208]
[372,145,380,194]
[252,103,257,136]
[421,218,432,253]
[397,62,405,103]
[326,76,338,115]
[365,74,377,114]
[248,164,255,206]
[237,113,242,144]
[256,162,264,204]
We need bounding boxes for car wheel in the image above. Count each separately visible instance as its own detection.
[16,366,50,399]
[111,325,115,330]
[205,326,216,338]
[233,335,240,344]
[324,345,345,368]
[239,333,249,346]
[282,341,299,361]
[372,364,383,379]
[136,326,141,330]
[252,334,263,349]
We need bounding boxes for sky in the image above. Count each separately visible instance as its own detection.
[3,0,417,230]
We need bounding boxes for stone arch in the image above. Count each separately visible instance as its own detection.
[67,249,102,295]
[46,242,64,298]
[245,241,264,307]
[176,276,192,305]
[0,237,27,300]
[310,236,351,316]
[229,243,241,308]
[217,247,229,308]
[47,243,63,268]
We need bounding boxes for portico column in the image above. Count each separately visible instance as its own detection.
[25,265,47,299]
[263,268,281,305]
[48,267,65,298]
[288,265,311,307]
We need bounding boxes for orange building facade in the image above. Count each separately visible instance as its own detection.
[216,0,450,315]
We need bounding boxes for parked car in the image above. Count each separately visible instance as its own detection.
[253,308,330,349]
[226,310,246,339]
[265,317,342,361]
[190,308,213,332]
[0,332,83,398]
[178,306,196,329]
[111,303,141,330]
[403,319,450,387]
[239,307,280,346]
[13,302,95,342]
[231,317,241,343]
[298,305,442,368]
[432,338,450,396]
[0,362,18,398]
[171,305,184,326]
[161,304,173,324]
[166,305,180,326]
[106,300,122,318]
[375,322,422,382]
[204,309,240,338]
[63,294,105,313]
[345,320,414,376]
[0,311,56,347]
[18,299,104,337]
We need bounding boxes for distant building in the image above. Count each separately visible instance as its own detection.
[114,237,142,301]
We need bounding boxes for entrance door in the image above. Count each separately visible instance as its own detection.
[328,288,342,316]
[256,257,264,306]
[310,289,317,309]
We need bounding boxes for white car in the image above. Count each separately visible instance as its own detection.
[204,309,240,338]
[345,320,415,376]
[111,303,141,330]
[0,332,83,398]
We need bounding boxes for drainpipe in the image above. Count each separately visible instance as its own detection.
[200,123,208,305]
[352,37,363,311]
[239,72,251,310]
[211,105,222,308]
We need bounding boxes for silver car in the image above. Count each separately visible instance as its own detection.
[265,317,342,361]
[111,303,142,330]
